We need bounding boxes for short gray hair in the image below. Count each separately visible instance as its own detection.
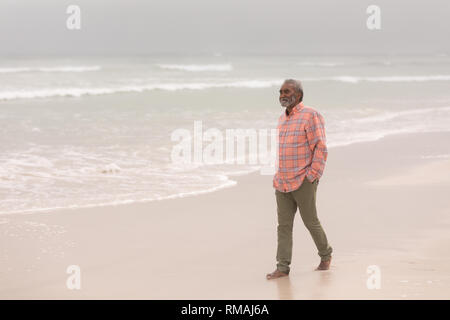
[283,79,303,101]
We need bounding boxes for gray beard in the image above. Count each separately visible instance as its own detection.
[280,96,297,108]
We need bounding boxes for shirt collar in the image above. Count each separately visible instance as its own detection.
[285,101,304,117]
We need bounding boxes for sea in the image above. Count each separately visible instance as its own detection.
[1,54,450,214]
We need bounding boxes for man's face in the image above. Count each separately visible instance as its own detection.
[279,83,300,108]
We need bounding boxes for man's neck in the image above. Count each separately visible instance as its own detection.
[285,101,299,115]
[286,106,293,115]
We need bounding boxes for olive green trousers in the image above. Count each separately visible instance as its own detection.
[275,178,332,274]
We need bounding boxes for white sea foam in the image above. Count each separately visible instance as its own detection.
[0,66,101,73]
[420,154,450,159]
[296,60,437,68]
[328,105,450,147]
[349,106,450,124]
[328,128,419,148]
[297,62,344,67]
[38,66,101,72]
[2,75,450,101]
[157,64,233,72]
[326,75,450,83]
[0,174,238,216]
[0,80,284,101]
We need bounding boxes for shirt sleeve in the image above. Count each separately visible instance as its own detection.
[305,111,328,182]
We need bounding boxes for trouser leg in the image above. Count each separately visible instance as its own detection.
[275,189,297,274]
[292,179,333,261]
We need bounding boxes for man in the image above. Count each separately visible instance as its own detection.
[266,79,333,280]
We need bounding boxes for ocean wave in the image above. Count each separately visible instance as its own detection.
[323,75,450,83]
[156,63,233,71]
[349,106,450,123]
[328,106,450,147]
[0,174,238,215]
[2,75,450,101]
[297,61,395,68]
[0,66,101,73]
[296,60,450,68]
[297,62,346,67]
[0,80,284,101]
[420,154,450,159]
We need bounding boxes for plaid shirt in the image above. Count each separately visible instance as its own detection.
[273,101,328,193]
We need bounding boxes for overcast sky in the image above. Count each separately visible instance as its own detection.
[0,0,449,56]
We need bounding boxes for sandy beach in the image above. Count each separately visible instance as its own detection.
[1,131,450,300]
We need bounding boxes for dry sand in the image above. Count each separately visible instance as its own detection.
[1,131,450,299]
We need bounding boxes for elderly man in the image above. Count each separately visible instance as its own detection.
[266,79,333,280]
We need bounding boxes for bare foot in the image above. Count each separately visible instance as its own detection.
[315,257,332,271]
[266,269,289,280]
